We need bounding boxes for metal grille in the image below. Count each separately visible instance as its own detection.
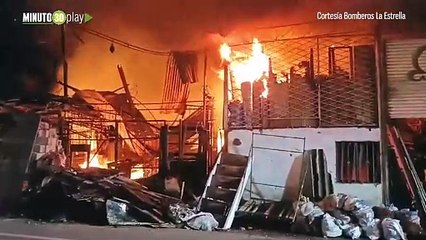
[336,141,381,183]
[227,35,378,129]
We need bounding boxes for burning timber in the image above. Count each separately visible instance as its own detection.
[0,85,215,229]
[21,154,181,226]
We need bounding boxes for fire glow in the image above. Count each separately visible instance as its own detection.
[220,38,269,98]
[78,139,145,179]
[79,140,107,169]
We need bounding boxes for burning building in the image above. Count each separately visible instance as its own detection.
[1,0,426,236]
[197,8,426,230]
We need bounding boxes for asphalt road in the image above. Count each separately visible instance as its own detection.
[0,219,323,240]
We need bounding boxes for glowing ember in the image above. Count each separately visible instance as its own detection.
[220,43,231,62]
[130,164,145,179]
[217,129,225,151]
[79,140,108,169]
[130,168,145,179]
[219,38,269,98]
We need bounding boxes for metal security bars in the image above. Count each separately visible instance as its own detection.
[336,141,381,183]
[227,34,378,129]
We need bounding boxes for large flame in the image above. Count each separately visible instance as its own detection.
[219,38,269,98]
[131,165,145,179]
[220,43,231,62]
[79,140,108,169]
[78,139,146,179]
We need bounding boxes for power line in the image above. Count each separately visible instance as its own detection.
[77,27,171,56]
[255,20,321,30]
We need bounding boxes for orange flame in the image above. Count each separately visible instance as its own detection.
[131,168,145,179]
[217,129,225,151]
[219,38,269,98]
[220,43,231,62]
[79,140,108,169]
[78,139,147,179]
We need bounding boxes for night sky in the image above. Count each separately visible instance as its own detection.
[0,0,59,101]
[0,0,425,102]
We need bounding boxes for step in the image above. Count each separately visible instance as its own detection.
[211,175,241,190]
[221,153,248,166]
[200,199,228,215]
[216,164,246,178]
[206,186,236,202]
[237,200,295,220]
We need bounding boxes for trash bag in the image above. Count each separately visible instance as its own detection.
[330,193,360,211]
[299,201,315,216]
[353,204,374,229]
[394,209,422,237]
[365,218,381,240]
[353,205,374,229]
[299,201,324,223]
[168,203,196,224]
[395,209,421,226]
[319,195,338,212]
[343,224,362,239]
[382,218,407,240]
[106,199,138,225]
[181,212,219,231]
[343,196,360,211]
[373,206,394,220]
[332,209,351,225]
[168,203,218,231]
[387,204,399,212]
[321,213,342,237]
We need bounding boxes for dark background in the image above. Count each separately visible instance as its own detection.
[0,0,59,101]
[0,0,425,101]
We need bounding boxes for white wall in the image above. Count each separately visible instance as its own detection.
[228,128,382,206]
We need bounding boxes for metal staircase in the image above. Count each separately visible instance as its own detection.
[197,151,252,230]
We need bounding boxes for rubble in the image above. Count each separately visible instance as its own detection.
[13,149,222,231]
[168,203,219,231]
[293,193,425,239]
[21,153,183,226]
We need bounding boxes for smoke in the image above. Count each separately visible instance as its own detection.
[1,0,424,102]
[0,0,62,101]
[32,0,418,49]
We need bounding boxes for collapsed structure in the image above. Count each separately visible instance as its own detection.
[1,7,426,240]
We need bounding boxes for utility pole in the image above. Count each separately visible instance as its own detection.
[222,62,229,152]
[203,51,208,128]
[61,25,68,97]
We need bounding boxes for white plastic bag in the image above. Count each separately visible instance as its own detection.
[387,204,399,212]
[365,218,381,240]
[396,209,421,226]
[332,210,351,225]
[299,201,324,223]
[343,224,362,239]
[181,212,219,231]
[321,213,342,237]
[382,218,407,240]
[353,204,375,229]
[343,196,360,211]
[336,193,349,209]
[299,201,315,217]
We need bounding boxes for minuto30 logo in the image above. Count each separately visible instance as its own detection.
[22,10,92,25]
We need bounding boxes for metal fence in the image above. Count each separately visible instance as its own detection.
[227,34,378,129]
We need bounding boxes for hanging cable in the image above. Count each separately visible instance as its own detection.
[76,27,171,56]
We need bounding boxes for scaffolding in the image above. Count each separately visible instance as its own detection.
[55,95,214,178]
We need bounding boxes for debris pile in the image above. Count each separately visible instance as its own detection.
[168,203,219,231]
[293,194,424,239]
[21,153,182,226]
